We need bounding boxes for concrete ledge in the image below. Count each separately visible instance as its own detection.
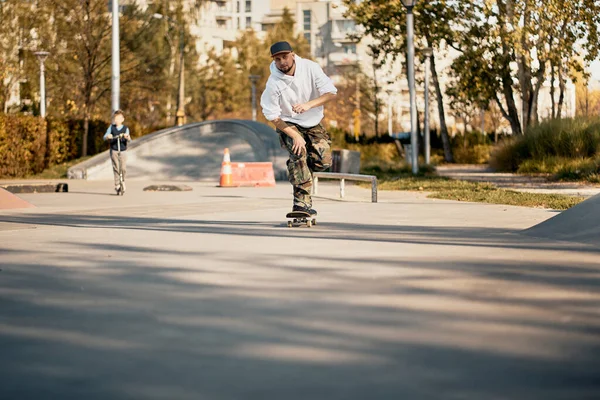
[1,183,68,194]
[143,185,193,192]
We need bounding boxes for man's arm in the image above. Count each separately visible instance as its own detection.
[293,62,338,113]
[292,92,336,114]
[272,118,306,156]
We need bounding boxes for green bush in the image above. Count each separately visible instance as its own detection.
[0,114,47,177]
[0,115,113,178]
[47,118,76,165]
[328,126,402,169]
[490,117,600,174]
[449,131,492,164]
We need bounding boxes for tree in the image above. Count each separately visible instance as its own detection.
[344,0,455,161]
[0,1,52,114]
[576,79,600,117]
[452,1,600,135]
[47,0,114,156]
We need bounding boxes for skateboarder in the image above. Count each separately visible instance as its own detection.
[103,110,131,195]
[260,41,337,216]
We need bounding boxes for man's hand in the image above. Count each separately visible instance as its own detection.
[106,134,113,140]
[124,134,131,140]
[290,132,306,156]
[292,103,311,114]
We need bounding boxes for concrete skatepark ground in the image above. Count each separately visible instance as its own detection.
[1,179,599,399]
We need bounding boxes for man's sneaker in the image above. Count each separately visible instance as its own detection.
[115,188,121,195]
[292,205,317,216]
[292,205,309,213]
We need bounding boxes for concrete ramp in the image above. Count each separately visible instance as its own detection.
[524,193,600,246]
[68,120,288,181]
[0,188,35,210]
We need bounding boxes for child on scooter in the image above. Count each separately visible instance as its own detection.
[103,110,131,195]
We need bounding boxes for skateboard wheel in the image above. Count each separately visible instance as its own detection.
[287,221,292,228]
[312,219,317,225]
[306,220,312,228]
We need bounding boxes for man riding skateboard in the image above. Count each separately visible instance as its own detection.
[260,41,337,216]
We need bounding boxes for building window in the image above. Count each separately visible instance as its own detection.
[304,32,311,46]
[237,1,240,13]
[342,44,357,54]
[217,19,227,28]
[245,0,251,13]
[303,10,311,32]
[336,20,356,34]
[246,16,251,27]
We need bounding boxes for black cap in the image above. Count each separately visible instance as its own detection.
[270,41,293,57]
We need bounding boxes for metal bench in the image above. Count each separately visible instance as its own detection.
[312,172,378,203]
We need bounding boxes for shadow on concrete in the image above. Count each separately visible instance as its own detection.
[1,212,598,255]
[1,241,599,399]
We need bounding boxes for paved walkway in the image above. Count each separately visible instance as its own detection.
[1,180,599,399]
[436,164,600,197]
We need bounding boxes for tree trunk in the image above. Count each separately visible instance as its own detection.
[416,108,422,155]
[501,65,523,135]
[557,66,566,119]
[530,63,545,126]
[516,2,534,130]
[550,61,556,119]
[430,55,453,162]
[494,82,522,137]
[83,114,89,157]
[373,63,380,138]
[500,0,523,135]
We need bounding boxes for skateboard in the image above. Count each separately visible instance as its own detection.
[286,211,317,228]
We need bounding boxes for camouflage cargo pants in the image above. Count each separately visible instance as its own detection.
[277,123,332,209]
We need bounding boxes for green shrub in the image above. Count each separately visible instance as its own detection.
[490,117,600,173]
[448,131,492,164]
[47,118,76,165]
[328,126,402,169]
[0,114,47,177]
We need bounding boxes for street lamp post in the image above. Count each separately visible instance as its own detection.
[401,0,418,174]
[153,13,186,126]
[422,47,432,165]
[112,0,120,113]
[249,75,260,121]
[34,51,49,118]
[175,30,186,126]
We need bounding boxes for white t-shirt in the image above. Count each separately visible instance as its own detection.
[260,55,337,128]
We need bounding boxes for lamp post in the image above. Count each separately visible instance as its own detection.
[34,51,49,118]
[153,13,186,126]
[401,0,418,174]
[112,0,120,113]
[249,75,260,121]
[422,47,432,165]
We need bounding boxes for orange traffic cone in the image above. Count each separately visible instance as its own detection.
[219,148,234,187]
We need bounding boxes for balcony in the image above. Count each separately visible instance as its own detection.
[329,51,359,66]
[215,3,232,19]
[331,31,356,43]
